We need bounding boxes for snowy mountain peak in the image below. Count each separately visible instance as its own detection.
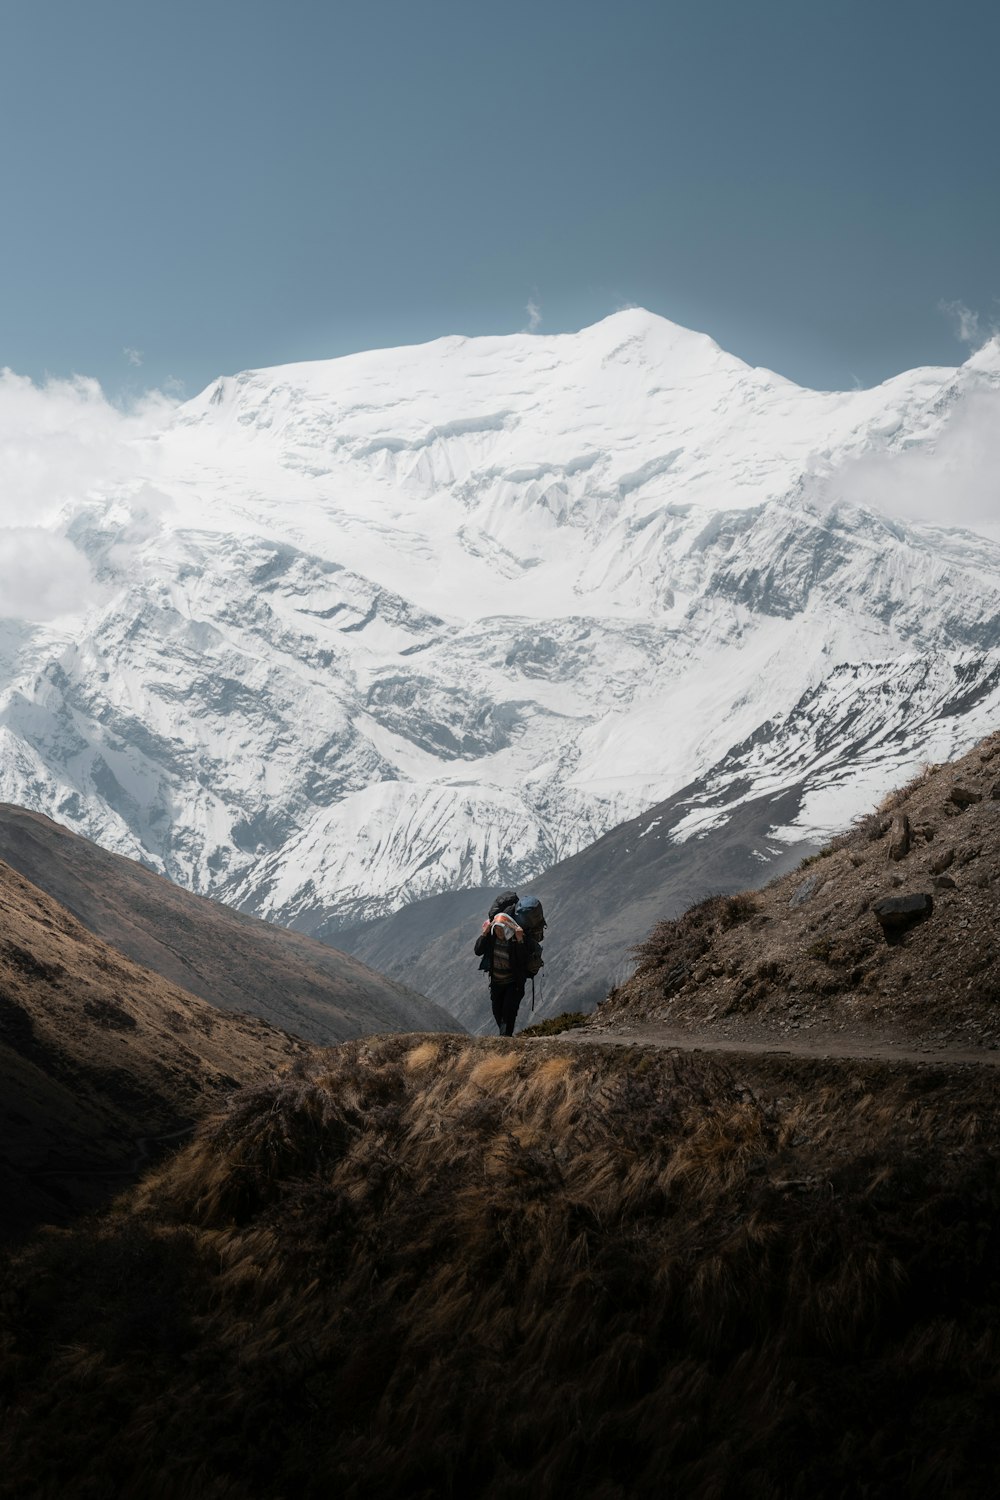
[3,313,1000,941]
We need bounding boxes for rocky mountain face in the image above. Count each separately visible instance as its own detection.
[3,311,1000,948]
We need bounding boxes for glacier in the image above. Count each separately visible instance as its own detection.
[2,308,1000,936]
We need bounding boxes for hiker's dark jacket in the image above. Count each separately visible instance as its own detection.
[474,929,529,985]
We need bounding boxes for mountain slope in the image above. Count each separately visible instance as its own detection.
[344,785,811,1031]
[346,651,1000,1028]
[0,855,307,1239]
[3,311,1000,939]
[0,804,460,1045]
[594,729,1000,1053]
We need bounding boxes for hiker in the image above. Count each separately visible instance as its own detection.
[474,889,545,1036]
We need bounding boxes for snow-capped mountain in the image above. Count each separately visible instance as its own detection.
[2,309,1000,936]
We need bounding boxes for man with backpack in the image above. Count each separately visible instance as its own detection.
[474,889,545,1036]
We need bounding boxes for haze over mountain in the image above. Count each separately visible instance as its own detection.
[3,310,1000,951]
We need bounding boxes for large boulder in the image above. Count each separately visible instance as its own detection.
[873,892,934,942]
[949,785,983,808]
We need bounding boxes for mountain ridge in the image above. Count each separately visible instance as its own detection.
[2,311,999,944]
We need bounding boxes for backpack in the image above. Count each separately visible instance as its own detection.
[514,895,545,977]
[489,890,520,921]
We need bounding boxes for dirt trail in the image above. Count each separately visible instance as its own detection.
[554,1023,1000,1067]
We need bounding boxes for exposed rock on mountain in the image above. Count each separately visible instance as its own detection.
[3,311,1000,938]
[0,803,460,1045]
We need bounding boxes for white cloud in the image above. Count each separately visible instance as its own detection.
[124,346,144,367]
[523,296,541,334]
[0,369,178,620]
[939,299,997,347]
[0,528,97,620]
[834,376,1000,531]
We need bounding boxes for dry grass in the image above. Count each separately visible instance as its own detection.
[519,1011,589,1037]
[2,1035,999,1499]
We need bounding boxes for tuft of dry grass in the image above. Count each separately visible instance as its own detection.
[519,1011,589,1038]
[404,1040,442,1071]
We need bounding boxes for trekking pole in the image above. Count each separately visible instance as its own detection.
[531,976,535,1013]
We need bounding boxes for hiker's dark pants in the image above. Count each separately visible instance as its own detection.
[491,980,525,1036]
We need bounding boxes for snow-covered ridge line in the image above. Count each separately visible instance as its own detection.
[2,309,999,932]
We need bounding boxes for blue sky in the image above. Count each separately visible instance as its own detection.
[1,0,998,397]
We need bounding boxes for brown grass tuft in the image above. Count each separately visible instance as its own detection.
[404,1039,442,1071]
[467,1051,521,1089]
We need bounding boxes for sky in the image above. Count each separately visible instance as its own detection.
[0,0,998,401]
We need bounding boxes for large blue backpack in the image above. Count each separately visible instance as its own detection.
[514,895,545,977]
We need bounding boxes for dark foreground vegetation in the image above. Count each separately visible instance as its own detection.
[2,1033,998,1499]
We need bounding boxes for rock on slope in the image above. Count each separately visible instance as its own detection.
[0,855,307,1239]
[0,803,460,1045]
[3,312,1000,943]
[595,730,1000,1052]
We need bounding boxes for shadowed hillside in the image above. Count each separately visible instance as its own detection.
[0,857,308,1240]
[0,804,461,1045]
[598,730,1000,1052]
[2,1032,999,1498]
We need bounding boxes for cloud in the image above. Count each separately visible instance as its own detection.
[0,369,174,528]
[523,296,541,334]
[0,528,98,621]
[833,377,1000,531]
[939,299,998,347]
[123,346,144,367]
[0,369,178,620]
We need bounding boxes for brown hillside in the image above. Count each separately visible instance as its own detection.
[596,730,1000,1052]
[2,1033,999,1498]
[0,857,306,1240]
[0,804,461,1045]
